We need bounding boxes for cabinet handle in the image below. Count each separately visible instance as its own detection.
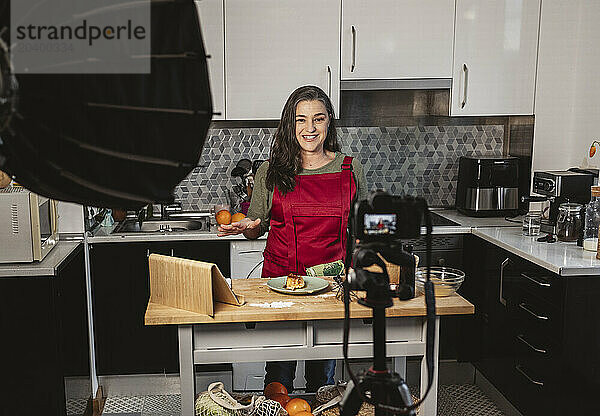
[170,248,174,257]
[521,273,551,288]
[519,302,549,321]
[146,249,150,258]
[515,364,544,386]
[499,257,509,306]
[351,25,356,72]
[326,65,332,97]
[516,334,547,354]
[461,63,469,109]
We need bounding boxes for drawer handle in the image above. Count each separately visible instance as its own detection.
[351,25,356,72]
[244,323,256,330]
[521,273,550,287]
[519,303,549,321]
[516,334,547,354]
[362,318,372,325]
[499,258,509,306]
[515,364,544,386]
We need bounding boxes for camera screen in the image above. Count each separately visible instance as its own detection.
[364,214,397,235]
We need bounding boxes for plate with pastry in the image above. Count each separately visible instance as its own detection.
[267,273,330,295]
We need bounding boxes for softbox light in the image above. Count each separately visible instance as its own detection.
[0,0,213,209]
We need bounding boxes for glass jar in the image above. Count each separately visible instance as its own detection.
[583,186,600,251]
[556,203,584,242]
[522,211,542,236]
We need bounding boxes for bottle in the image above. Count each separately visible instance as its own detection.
[583,186,600,251]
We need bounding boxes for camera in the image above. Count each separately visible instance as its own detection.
[354,191,426,243]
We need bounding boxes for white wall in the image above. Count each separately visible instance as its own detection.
[532,0,600,173]
[57,201,84,234]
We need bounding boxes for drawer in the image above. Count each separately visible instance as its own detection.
[510,362,554,416]
[511,294,561,338]
[313,317,421,345]
[513,332,557,380]
[516,270,562,307]
[194,321,305,349]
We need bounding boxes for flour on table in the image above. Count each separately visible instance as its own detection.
[249,301,295,308]
[317,293,336,298]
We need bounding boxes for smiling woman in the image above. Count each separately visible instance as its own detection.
[216,84,367,395]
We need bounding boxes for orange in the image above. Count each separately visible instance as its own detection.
[285,398,311,415]
[264,381,287,399]
[231,212,246,223]
[216,209,232,225]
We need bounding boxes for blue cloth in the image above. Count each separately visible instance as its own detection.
[265,359,336,393]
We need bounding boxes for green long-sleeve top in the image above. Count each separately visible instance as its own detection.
[247,152,368,238]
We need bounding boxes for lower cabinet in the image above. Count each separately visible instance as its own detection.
[90,241,230,375]
[464,236,600,416]
[0,247,89,416]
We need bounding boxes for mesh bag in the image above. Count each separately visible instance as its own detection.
[195,382,255,416]
[250,396,287,416]
[195,383,287,416]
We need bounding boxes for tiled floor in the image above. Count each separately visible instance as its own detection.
[67,384,505,416]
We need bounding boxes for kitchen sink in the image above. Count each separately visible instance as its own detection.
[112,219,209,233]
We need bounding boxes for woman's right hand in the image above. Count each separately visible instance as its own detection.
[217,217,261,237]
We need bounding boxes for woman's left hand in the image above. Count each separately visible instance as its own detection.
[217,217,261,237]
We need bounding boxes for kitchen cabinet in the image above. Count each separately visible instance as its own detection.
[224,0,340,119]
[0,247,89,416]
[341,0,454,80]
[230,240,266,279]
[90,241,229,375]
[451,0,540,116]
[195,0,225,119]
[462,236,600,416]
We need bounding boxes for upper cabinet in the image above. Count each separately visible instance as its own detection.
[451,0,541,116]
[341,0,454,80]
[225,0,341,120]
[195,0,225,120]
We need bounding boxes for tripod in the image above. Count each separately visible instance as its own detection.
[340,247,417,416]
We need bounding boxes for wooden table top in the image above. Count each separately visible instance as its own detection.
[145,278,474,326]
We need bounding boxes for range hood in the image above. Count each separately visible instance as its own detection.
[341,78,452,91]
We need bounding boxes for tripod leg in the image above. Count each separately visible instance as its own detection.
[340,379,368,416]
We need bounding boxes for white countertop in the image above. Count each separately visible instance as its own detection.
[434,209,523,228]
[0,240,82,277]
[473,227,600,276]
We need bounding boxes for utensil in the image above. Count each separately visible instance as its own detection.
[231,159,252,178]
[252,160,266,175]
[266,276,330,295]
[415,267,465,297]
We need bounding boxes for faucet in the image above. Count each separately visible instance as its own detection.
[160,202,182,220]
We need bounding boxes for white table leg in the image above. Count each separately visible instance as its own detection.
[419,317,440,416]
[179,325,195,416]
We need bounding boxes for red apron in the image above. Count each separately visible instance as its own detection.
[262,156,356,277]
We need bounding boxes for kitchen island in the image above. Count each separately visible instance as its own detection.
[145,278,474,416]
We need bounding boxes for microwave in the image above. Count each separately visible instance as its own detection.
[0,188,59,263]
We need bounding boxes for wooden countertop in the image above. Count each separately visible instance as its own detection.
[145,278,474,326]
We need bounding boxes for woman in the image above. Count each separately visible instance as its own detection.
[218,85,367,393]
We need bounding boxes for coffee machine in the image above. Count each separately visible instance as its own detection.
[526,170,595,234]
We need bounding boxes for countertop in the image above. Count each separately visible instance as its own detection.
[0,240,82,277]
[434,210,523,228]
[89,209,519,243]
[473,227,600,276]
[145,277,474,325]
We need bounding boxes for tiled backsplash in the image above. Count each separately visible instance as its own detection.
[174,125,504,209]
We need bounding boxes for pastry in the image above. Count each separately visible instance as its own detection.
[285,273,305,290]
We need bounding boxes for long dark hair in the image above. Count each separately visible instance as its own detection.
[266,85,340,194]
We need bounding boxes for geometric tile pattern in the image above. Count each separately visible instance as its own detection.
[66,398,88,416]
[441,384,506,416]
[174,125,504,210]
[97,385,506,416]
[103,396,143,413]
